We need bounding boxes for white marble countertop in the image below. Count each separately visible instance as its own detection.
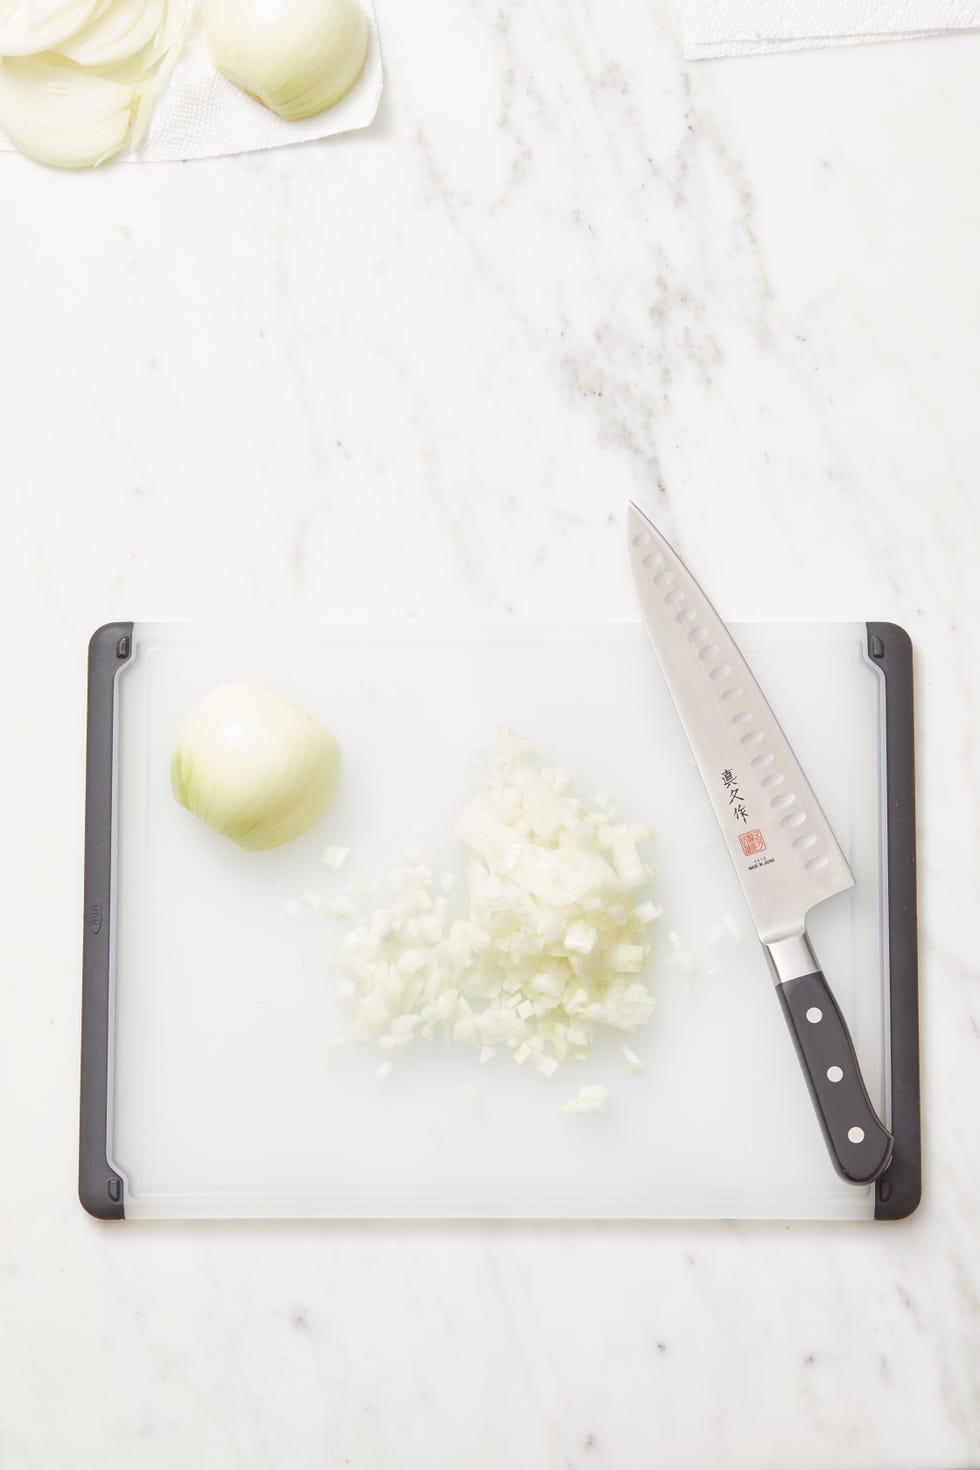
[1,2,978,1466]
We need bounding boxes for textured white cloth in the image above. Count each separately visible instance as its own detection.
[684,0,980,56]
[0,3,382,164]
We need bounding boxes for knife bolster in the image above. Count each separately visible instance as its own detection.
[765,932,819,986]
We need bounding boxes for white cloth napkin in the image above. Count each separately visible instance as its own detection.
[0,3,382,163]
[684,0,980,56]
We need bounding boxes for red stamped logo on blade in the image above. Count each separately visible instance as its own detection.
[739,829,766,856]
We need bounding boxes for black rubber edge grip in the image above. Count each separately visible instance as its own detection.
[867,623,920,1221]
[79,623,133,1220]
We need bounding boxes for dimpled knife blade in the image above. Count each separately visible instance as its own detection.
[627,503,892,1185]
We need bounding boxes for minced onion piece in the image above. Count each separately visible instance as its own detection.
[324,894,358,919]
[171,681,341,852]
[332,727,660,1084]
[561,1085,608,1115]
[619,1042,643,1074]
[634,900,663,925]
[321,844,351,870]
[204,0,368,122]
[0,53,134,167]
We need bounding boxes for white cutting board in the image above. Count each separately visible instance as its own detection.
[109,623,887,1220]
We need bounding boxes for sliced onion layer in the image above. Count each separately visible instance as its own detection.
[0,0,105,56]
[0,53,134,168]
[54,0,165,67]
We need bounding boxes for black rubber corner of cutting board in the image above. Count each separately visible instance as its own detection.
[866,623,920,1222]
[79,623,133,1221]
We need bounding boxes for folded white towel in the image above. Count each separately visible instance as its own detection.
[684,0,980,57]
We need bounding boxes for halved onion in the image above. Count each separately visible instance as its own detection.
[171,682,342,853]
[0,53,134,168]
[205,0,369,122]
[0,0,105,56]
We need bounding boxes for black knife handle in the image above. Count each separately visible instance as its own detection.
[777,971,893,1184]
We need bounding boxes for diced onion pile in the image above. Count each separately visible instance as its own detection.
[332,727,662,1087]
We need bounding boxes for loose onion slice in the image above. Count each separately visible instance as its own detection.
[0,0,105,56]
[100,0,191,157]
[0,53,134,168]
[54,0,165,67]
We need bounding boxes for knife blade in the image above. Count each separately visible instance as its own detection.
[627,502,892,1185]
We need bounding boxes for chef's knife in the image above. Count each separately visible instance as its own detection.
[627,503,892,1184]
